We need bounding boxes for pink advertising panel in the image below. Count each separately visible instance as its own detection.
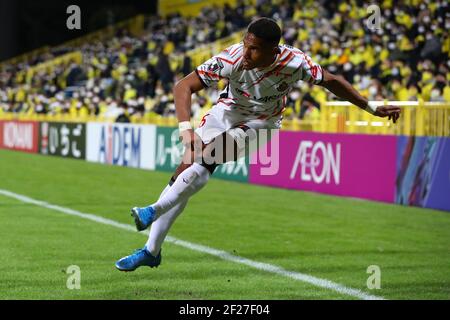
[250,131,397,203]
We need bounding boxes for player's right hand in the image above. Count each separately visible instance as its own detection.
[180,129,203,158]
[180,128,201,153]
[179,128,194,145]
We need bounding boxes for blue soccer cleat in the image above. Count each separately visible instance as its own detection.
[115,247,161,272]
[131,206,155,231]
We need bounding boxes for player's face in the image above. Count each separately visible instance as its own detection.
[242,32,279,70]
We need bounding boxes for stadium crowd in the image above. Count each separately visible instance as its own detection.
[0,0,449,123]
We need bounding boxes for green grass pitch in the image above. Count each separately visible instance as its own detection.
[0,149,449,300]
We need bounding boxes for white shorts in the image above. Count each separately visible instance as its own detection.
[195,104,282,144]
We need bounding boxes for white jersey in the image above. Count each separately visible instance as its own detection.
[195,43,324,121]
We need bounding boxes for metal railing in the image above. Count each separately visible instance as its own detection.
[1,101,449,137]
[281,101,450,136]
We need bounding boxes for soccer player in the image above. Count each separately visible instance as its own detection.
[115,17,401,271]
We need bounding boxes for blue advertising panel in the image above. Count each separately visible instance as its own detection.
[396,136,450,211]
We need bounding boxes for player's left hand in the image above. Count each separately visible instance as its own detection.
[374,106,401,123]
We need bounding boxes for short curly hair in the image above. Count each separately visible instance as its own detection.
[247,17,281,45]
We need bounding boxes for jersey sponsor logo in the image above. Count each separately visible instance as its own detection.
[276,81,289,92]
[256,93,285,103]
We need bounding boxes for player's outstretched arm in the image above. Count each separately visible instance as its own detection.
[173,71,205,145]
[320,69,401,123]
[174,71,205,122]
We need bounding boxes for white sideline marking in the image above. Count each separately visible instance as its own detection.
[0,188,384,300]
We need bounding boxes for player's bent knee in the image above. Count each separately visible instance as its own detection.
[197,125,256,173]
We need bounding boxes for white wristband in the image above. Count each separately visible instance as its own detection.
[365,101,378,115]
[178,121,192,132]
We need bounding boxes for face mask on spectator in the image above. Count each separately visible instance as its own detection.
[289,91,300,101]
[430,89,440,99]
[369,86,378,96]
